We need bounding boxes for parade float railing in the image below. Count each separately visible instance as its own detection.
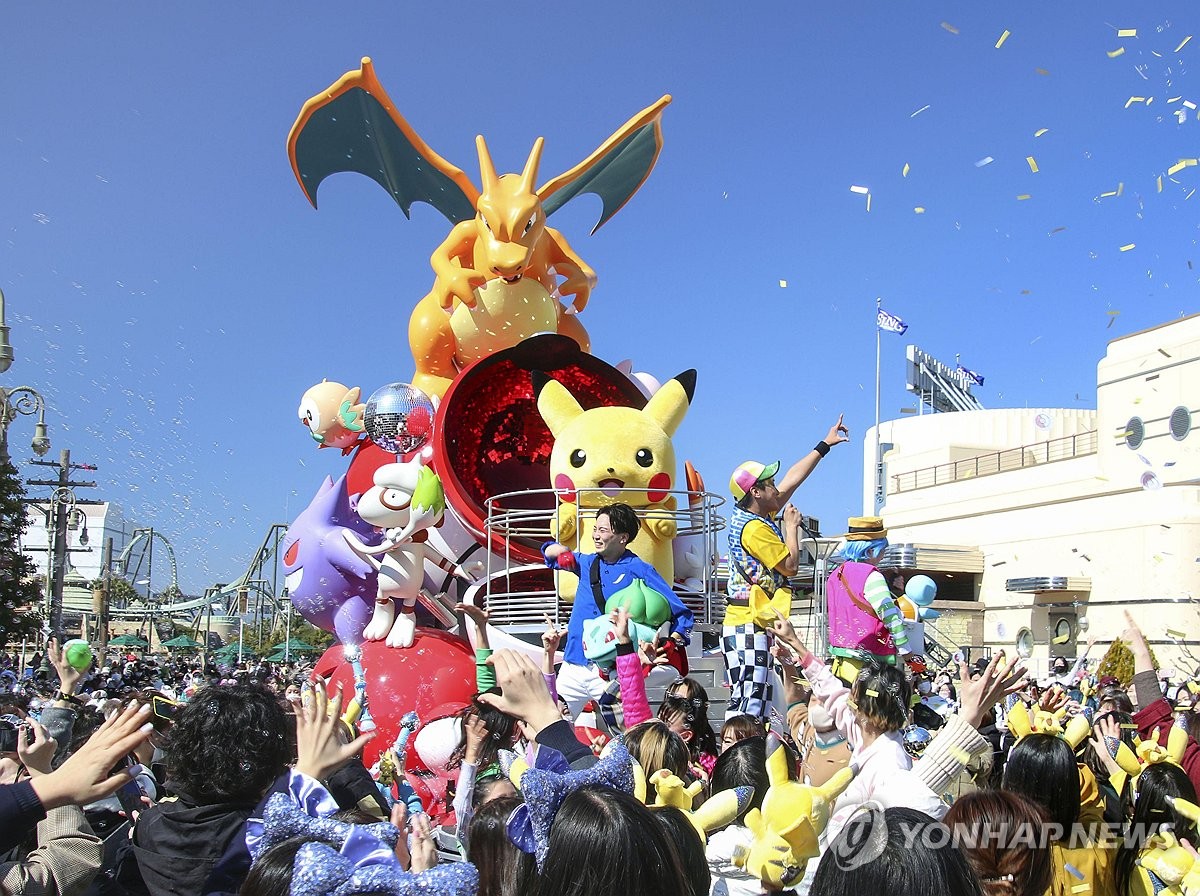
[481,487,727,633]
[890,430,1098,494]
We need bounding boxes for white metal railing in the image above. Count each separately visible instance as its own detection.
[482,488,727,627]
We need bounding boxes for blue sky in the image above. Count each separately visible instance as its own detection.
[3,2,1197,593]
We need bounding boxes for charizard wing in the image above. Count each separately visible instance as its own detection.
[287,57,479,224]
[538,95,671,234]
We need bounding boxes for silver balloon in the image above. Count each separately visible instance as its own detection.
[363,383,435,455]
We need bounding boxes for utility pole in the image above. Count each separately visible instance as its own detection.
[28,449,97,638]
[93,536,113,654]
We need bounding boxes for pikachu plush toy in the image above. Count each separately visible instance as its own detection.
[535,370,695,602]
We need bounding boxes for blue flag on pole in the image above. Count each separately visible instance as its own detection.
[877,308,908,335]
[957,363,985,387]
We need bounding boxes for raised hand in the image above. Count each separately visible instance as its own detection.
[291,677,376,782]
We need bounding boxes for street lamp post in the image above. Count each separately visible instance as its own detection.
[0,386,51,465]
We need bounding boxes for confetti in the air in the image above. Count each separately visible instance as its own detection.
[1107,47,1126,58]
[1125,96,1147,108]
[1049,226,1067,234]
[1116,28,1137,38]
[778,280,787,288]
[902,162,910,177]
[1026,156,1039,173]
[914,207,926,214]
[1034,128,1049,137]
[911,104,931,117]
[1035,67,1050,76]
[1176,36,1193,53]
[850,185,869,194]
[975,156,995,168]
[995,30,1011,49]
[1017,194,1032,201]
[941,22,959,35]
[1119,243,1136,252]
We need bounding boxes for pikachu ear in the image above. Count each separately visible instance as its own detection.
[1007,702,1034,740]
[508,756,529,787]
[1168,726,1190,765]
[764,734,790,787]
[632,758,647,804]
[1063,715,1092,750]
[641,370,696,437]
[533,373,585,436]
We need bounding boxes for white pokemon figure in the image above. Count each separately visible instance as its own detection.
[343,459,467,648]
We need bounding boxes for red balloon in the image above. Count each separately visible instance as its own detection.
[312,630,478,769]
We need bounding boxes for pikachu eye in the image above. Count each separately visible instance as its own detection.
[635,448,654,468]
[570,449,587,468]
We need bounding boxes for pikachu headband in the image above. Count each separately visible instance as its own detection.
[1006,702,1092,750]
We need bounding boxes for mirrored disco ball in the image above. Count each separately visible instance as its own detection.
[363,383,435,455]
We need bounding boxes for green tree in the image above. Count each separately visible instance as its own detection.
[1097,637,1159,687]
[90,575,140,608]
[0,461,45,643]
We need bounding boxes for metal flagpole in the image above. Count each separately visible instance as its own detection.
[874,298,882,512]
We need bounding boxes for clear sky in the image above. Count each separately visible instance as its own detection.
[3,2,1197,593]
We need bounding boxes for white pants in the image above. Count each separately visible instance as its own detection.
[555,661,610,719]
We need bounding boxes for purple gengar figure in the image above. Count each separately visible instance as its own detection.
[282,474,377,644]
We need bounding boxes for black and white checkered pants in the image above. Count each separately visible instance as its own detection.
[723,623,773,720]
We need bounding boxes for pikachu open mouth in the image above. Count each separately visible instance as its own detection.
[597,477,625,497]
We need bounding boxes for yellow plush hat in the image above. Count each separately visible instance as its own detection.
[1005,702,1092,750]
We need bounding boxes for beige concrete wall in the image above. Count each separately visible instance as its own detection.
[863,314,1200,678]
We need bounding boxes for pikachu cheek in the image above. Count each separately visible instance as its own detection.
[554,473,577,503]
[648,472,671,504]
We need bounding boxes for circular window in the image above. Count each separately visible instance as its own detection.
[1054,617,1073,644]
[1015,628,1035,659]
[1170,406,1192,441]
[1125,416,1144,449]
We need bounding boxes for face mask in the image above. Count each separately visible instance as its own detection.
[917,681,932,695]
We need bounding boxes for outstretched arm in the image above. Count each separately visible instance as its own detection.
[777,416,850,505]
[544,226,596,313]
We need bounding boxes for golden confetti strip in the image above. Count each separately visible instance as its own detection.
[1107,310,1120,315]
[1052,633,1070,644]
[1100,190,1118,198]
[1034,127,1049,137]
[849,185,869,194]
[1120,723,1138,730]
[995,29,1011,48]
[865,688,880,697]
[1035,67,1050,75]
[866,193,872,212]
[1185,100,1198,110]
[1125,96,1146,108]
[1107,47,1126,58]
[1117,28,1137,38]
[1117,182,1125,196]
[902,162,910,177]
[1168,160,1189,175]
[914,206,926,214]
[778,280,788,288]
[1168,96,1183,103]
[1158,175,1164,192]
[1017,194,1032,200]
[1026,156,1039,173]
[1120,243,1136,252]
[1168,628,1188,638]
[941,22,959,34]
[1177,36,1193,53]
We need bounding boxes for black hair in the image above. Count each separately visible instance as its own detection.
[1097,686,1134,716]
[596,503,639,542]
[533,785,692,896]
[1115,763,1199,896]
[468,794,535,896]
[851,661,912,734]
[448,689,518,774]
[658,677,718,758]
[1002,734,1081,832]
[709,735,796,825]
[239,835,305,896]
[718,714,765,752]
[651,805,710,896]
[164,682,289,803]
[811,806,985,896]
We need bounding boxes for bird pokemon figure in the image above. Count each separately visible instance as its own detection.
[535,369,696,601]
[288,58,670,398]
[298,380,366,453]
